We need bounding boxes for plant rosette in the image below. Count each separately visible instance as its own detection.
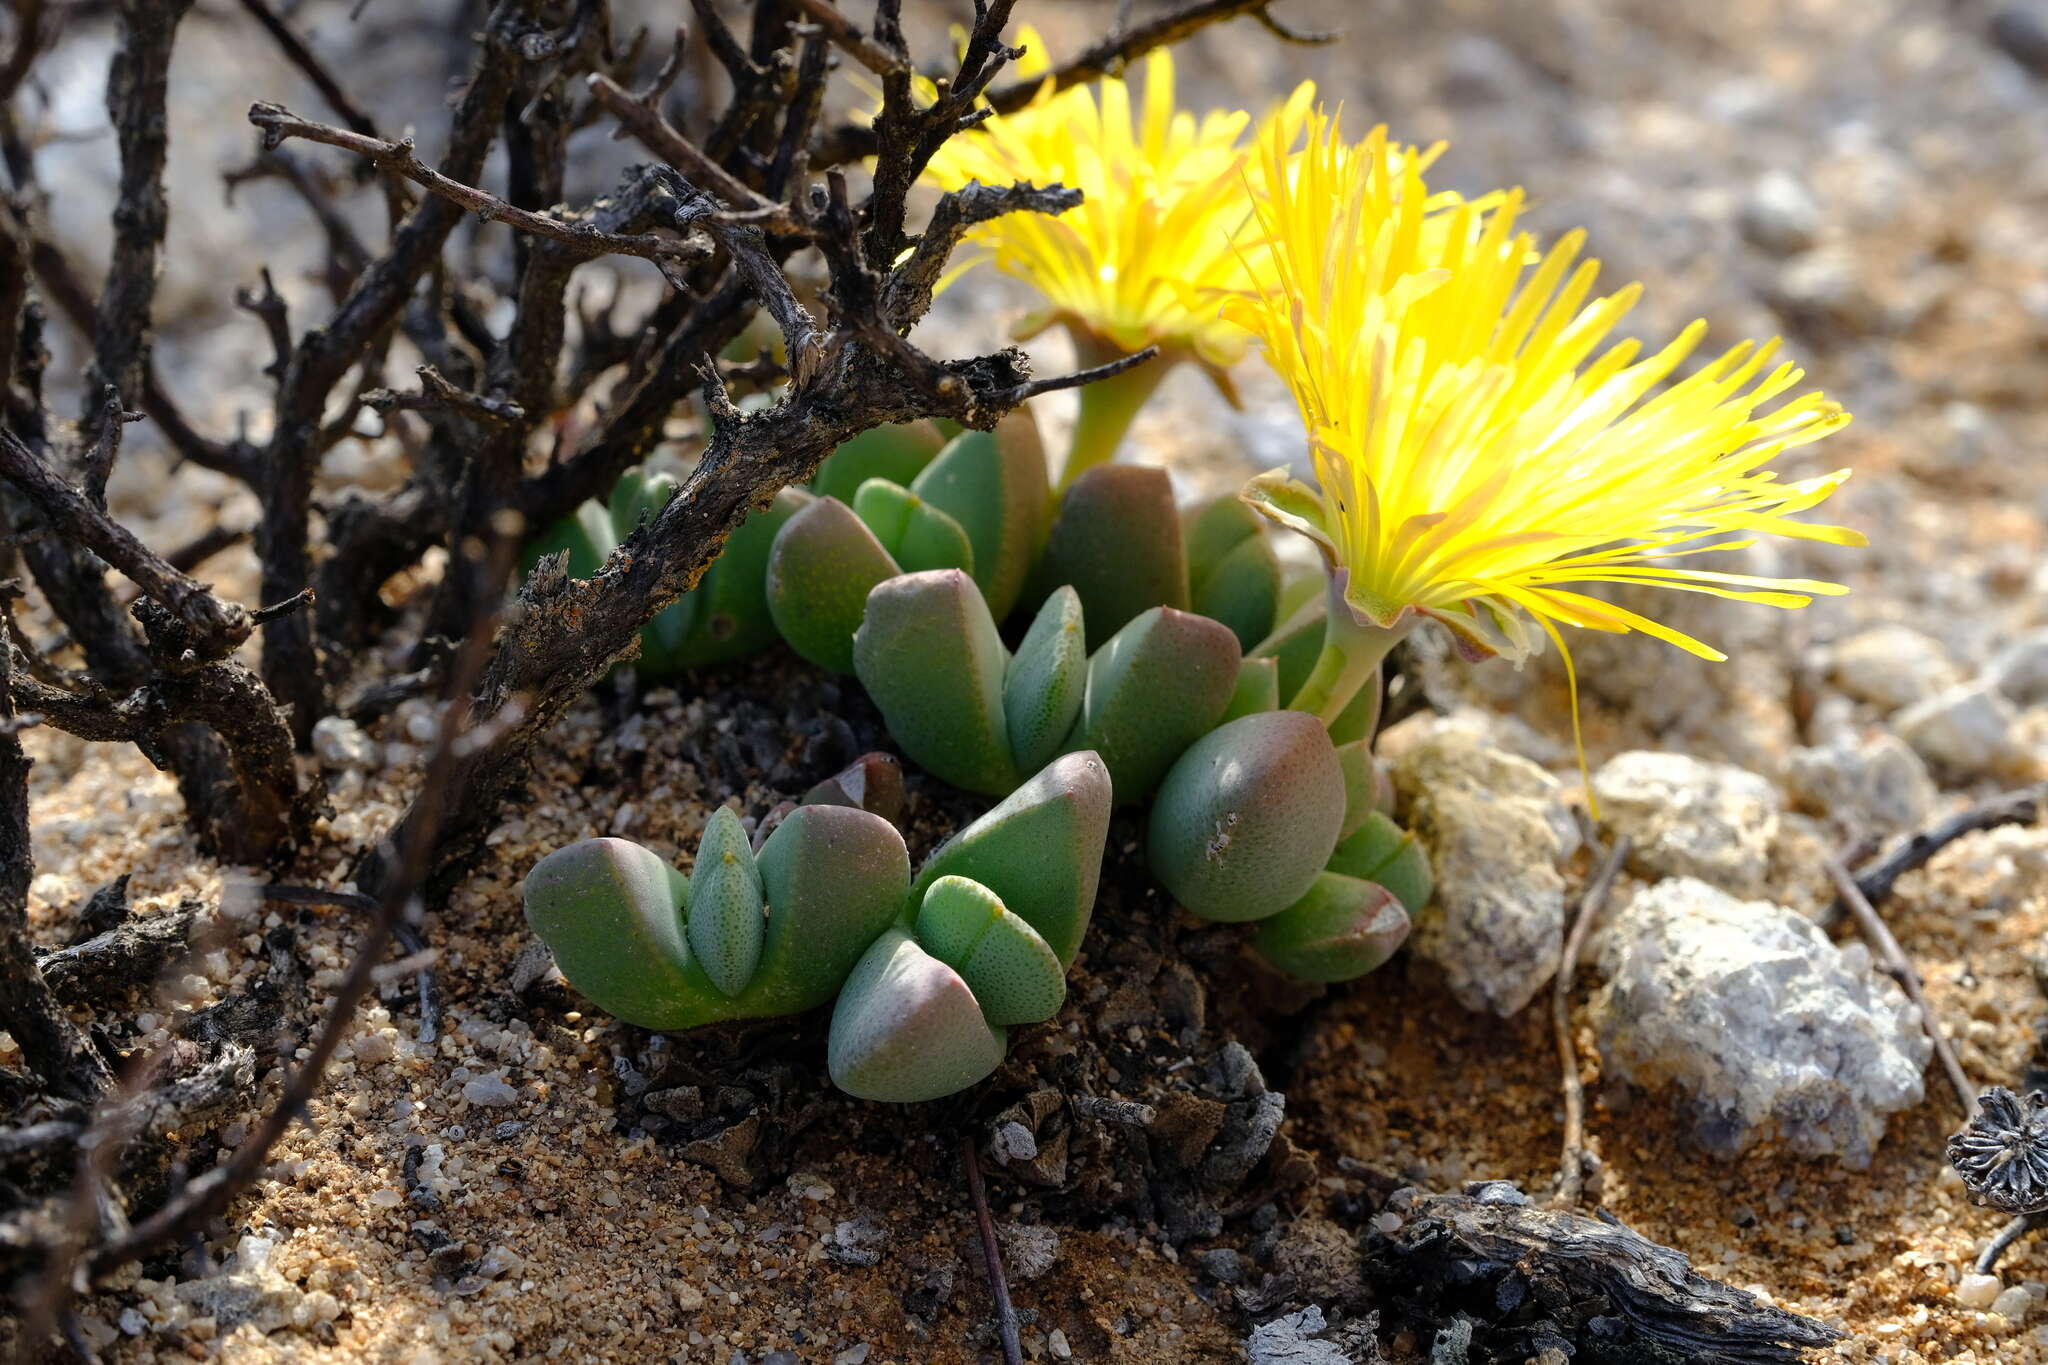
[522,752,1111,1103]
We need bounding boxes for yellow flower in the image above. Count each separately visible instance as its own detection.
[922,32,1313,372]
[1228,109,1863,683]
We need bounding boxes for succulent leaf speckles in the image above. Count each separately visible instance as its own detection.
[1948,1088,2048,1215]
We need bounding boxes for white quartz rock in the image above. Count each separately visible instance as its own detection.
[1593,878,1930,1167]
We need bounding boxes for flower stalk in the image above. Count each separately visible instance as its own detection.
[1061,332,1170,490]
[1287,576,1411,731]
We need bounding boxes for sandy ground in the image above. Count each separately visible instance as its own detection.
[12,0,2048,1361]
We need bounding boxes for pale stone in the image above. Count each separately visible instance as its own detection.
[1785,733,1936,836]
[1593,750,1781,896]
[1382,714,1576,1016]
[1958,1274,2003,1310]
[1894,681,2022,777]
[461,1072,518,1107]
[310,716,378,772]
[1995,1285,2036,1322]
[1827,624,1959,711]
[1988,629,2048,707]
[1247,1306,1349,1365]
[1739,171,1822,255]
[1593,878,1930,1167]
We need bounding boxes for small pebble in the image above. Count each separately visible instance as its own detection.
[1957,1273,2003,1310]
[462,1073,519,1107]
[1995,1285,2036,1322]
[1048,1329,1073,1360]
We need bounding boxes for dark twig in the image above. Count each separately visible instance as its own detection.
[813,0,1317,167]
[89,0,197,465]
[236,0,383,141]
[1552,834,1630,1208]
[366,365,528,429]
[791,0,903,76]
[0,426,252,658]
[582,72,790,226]
[235,268,293,384]
[1819,785,2047,930]
[82,529,511,1282]
[0,0,47,104]
[964,1134,1024,1365]
[1822,855,1977,1119]
[249,102,709,269]
[0,635,111,1103]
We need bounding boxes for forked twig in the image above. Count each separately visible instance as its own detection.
[1818,784,2046,930]
[1552,834,1630,1207]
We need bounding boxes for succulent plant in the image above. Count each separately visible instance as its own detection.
[1034,467,1287,658]
[522,801,909,1031]
[768,413,1051,671]
[830,750,1111,1101]
[1146,709,1347,923]
[808,419,947,505]
[1185,492,1283,650]
[1038,464,1189,649]
[1144,697,1429,984]
[522,753,1112,1104]
[853,570,1240,801]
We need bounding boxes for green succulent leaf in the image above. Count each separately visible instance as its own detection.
[1041,464,1189,649]
[1223,655,1281,722]
[828,929,1008,1103]
[1333,740,1379,842]
[913,875,1066,1027]
[523,811,910,1032]
[853,569,1018,796]
[1004,586,1088,774]
[852,478,976,576]
[1185,494,1281,649]
[809,420,947,505]
[1326,810,1434,914]
[1252,872,1411,982]
[522,837,692,1027]
[654,485,812,672]
[686,806,766,998]
[912,750,1112,966]
[765,495,901,674]
[1248,592,1328,703]
[911,412,1049,621]
[1147,710,1347,923]
[1065,606,1241,804]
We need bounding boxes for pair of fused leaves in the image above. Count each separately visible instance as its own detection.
[1039,464,1285,653]
[766,415,1048,674]
[831,750,1110,1101]
[854,567,1247,804]
[522,752,1112,1104]
[1147,706,1432,982]
[525,467,806,676]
